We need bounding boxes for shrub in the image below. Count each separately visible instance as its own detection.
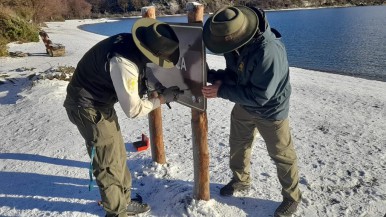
[0,12,39,42]
[0,7,39,56]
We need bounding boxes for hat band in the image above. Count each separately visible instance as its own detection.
[210,19,248,45]
[141,43,177,63]
[144,39,178,59]
[142,24,178,60]
[141,43,168,59]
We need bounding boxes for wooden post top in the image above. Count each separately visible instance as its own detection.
[141,6,156,19]
[186,2,204,23]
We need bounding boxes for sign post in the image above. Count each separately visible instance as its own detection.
[187,2,210,201]
[145,2,210,201]
[143,6,167,164]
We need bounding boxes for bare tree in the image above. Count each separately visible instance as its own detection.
[87,0,105,13]
[129,0,148,11]
[117,0,129,13]
[66,0,92,18]
[29,0,68,22]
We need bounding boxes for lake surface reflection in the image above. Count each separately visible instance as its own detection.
[81,6,386,81]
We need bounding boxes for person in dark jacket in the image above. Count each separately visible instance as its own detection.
[64,18,182,217]
[202,6,302,217]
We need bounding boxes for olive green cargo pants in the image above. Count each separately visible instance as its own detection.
[66,106,131,217]
[229,104,301,202]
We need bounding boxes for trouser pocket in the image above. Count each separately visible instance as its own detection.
[66,107,119,165]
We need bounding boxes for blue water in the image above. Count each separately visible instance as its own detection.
[81,6,386,81]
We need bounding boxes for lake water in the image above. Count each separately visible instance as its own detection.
[81,6,386,81]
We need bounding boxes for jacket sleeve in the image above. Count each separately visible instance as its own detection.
[218,49,283,107]
[109,55,161,118]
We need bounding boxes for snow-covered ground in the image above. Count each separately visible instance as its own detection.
[0,19,385,217]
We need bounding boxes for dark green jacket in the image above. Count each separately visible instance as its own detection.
[217,27,291,120]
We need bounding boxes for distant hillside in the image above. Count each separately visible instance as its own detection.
[175,0,384,13]
[87,0,386,16]
[1,0,385,21]
[0,0,384,56]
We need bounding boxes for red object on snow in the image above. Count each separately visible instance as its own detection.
[133,134,150,151]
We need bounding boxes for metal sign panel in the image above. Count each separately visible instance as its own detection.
[146,23,206,111]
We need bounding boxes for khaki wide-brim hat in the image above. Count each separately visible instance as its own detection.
[132,18,180,68]
[203,6,259,54]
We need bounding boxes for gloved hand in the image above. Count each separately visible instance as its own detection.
[161,86,182,103]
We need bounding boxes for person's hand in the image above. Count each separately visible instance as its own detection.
[202,80,222,98]
[148,91,159,99]
[161,86,181,103]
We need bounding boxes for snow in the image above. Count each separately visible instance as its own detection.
[1,19,385,217]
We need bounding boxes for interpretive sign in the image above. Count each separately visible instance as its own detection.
[147,23,206,111]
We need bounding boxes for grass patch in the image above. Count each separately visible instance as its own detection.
[0,37,8,56]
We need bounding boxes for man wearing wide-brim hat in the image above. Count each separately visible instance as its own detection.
[202,6,302,217]
[64,18,182,217]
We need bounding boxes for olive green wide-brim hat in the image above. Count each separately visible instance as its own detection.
[203,6,259,54]
[132,18,180,68]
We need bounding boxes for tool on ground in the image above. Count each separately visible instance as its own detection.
[133,134,150,152]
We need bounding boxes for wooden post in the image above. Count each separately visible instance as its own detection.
[187,2,210,201]
[142,6,166,164]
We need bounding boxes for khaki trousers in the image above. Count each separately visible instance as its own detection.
[66,106,131,217]
[229,104,301,202]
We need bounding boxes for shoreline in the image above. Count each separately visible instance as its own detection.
[290,66,386,83]
[2,18,385,84]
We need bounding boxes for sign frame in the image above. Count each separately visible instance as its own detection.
[146,22,207,112]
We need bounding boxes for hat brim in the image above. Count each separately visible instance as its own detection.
[203,6,259,54]
[132,18,179,68]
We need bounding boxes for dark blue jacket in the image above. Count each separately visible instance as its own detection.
[217,26,291,120]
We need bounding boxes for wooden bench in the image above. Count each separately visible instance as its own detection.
[38,30,65,57]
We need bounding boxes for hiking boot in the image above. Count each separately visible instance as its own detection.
[220,179,250,196]
[274,198,300,217]
[126,200,151,216]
